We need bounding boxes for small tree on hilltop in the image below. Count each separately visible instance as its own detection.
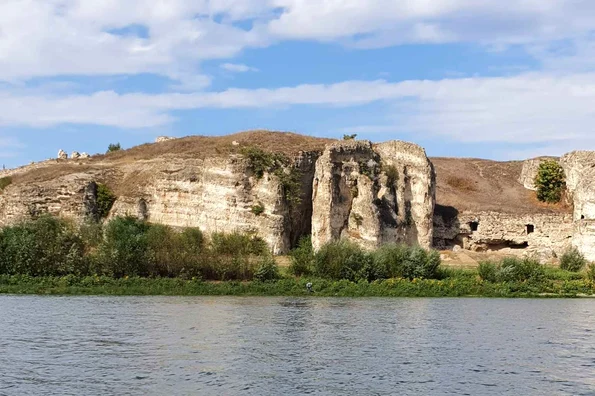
[343,134,357,140]
[107,143,122,153]
[535,160,565,204]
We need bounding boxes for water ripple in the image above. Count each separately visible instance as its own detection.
[1,296,595,395]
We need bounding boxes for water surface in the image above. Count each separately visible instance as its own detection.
[1,296,594,395]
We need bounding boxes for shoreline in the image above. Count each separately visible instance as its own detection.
[1,275,594,298]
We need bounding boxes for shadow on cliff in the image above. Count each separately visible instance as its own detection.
[433,204,460,249]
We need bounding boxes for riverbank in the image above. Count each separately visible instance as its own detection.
[2,273,594,298]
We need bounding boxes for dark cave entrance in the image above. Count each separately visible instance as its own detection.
[469,221,479,232]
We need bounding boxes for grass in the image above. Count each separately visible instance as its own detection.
[1,271,594,298]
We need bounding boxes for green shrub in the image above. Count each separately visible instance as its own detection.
[535,160,565,204]
[210,232,268,256]
[107,143,121,153]
[95,216,150,277]
[372,244,441,280]
[289,236,314,276]
[251,203,265,216]
[241,146,302,208]
[0,216,86,276]
[478,261,499,282]
[343,134,357,140]
[560,247,587,272]
[96,184,116,219]
[0,176,12,191]
[478,257,545,283]
[587,263,595,282]
[373,244,408,278]
[314,240,373,282]
[253,256,281,281]
[241,146,287,179]
[500,257,545,282]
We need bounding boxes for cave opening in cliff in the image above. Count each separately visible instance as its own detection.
[469,221,479,232]
[484,241,529,251]
[526,224,534,234]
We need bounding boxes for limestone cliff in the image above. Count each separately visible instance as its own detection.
[311,140,435,250]
[561,151,595,261]
[0,131,436,255]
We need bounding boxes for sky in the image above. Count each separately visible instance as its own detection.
[2,1,595,167]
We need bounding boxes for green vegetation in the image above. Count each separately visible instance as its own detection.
[241,146,288,179]
[560,247,587,272]
[241,146,303,208]
[535,160,566,203]
[251,203,265,216]
[107,143,122,153]
[290,240,441,282]
[478,257,545,282]
[343,134,357,140]
[0,176,12,191]
[0,215,594,297]
[96,183,116,219]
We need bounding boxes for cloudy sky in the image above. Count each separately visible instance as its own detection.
[2,0,595,167]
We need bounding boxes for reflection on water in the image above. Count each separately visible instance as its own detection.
[1,296,594,395]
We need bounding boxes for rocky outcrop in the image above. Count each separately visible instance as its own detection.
[561,151,595,260]
[107,151,320,254]
[433,209,573,260]
[71,151,81,159]
[57,150,67,160]
[155,136,176,143]
[518,157,558,190]
[0,172,101,226]
[311,140,435,250]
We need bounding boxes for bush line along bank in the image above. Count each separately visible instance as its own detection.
[0,215,595,297]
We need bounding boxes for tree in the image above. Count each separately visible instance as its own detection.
[343,134,357,140]
[107,143,122,153]
[534,160,565,204]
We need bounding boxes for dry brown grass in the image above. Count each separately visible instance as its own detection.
[11,130,335,186]
[446,176,477,192]
[432,157,571,214]
[98,130,334,162]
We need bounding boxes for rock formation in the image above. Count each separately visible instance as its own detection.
[561,151,595,260]
[311,139,435,250]
[71,151,81,159]
[80,152,90,159]
[432,157,574,261]
[4,131,595,260]
[57,150,67,160]
[155,136,175,143]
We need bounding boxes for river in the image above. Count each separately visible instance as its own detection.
[0,296,594,395]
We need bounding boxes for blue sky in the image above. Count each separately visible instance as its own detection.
[2,1,595,167]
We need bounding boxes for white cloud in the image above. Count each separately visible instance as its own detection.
[2,73,595,155]
[2,0,595,86]
[220,63,259,72]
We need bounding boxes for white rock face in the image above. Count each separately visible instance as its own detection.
[518,157,558,190]
[80,152,90,159]
[561,151,595,260]
[57,150,67,160]
[155,136,175,143]
[71,151,81,159]
[108,152,318,254]
[311,140,435,250]
[433,210,573,260]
